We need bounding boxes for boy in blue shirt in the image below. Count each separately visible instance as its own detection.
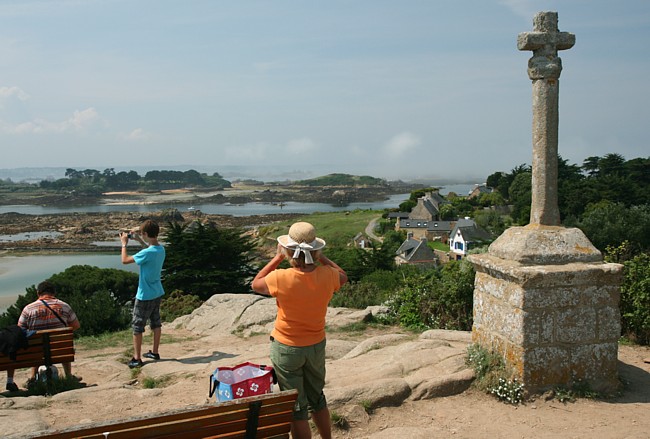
[120,220,165,368]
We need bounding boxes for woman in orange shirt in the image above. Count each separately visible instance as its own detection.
[252,222,347,439]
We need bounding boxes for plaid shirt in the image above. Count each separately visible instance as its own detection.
[18,297,78,331]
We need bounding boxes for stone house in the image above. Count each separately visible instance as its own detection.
[449,218,492,260]
[467,183,493,200]
[395,233,437,267]
[395,191,452,242]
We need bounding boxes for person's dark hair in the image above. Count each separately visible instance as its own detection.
[141,219,160,238]
[36,281,56,296]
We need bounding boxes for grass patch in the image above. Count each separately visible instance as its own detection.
[359,399,373,414]
[552,380,603,403]
[75,329,132,351]
[142,375,173,389]
[618,336,636,346]
[130,367,141,380]
[330,410,349,430]
[429,240,449,251]
[77,329,199,352]
[266,210,385,248]
[327,322,370,334]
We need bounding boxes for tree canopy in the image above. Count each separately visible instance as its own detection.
[39,168,231,193]
[162,221,256,299]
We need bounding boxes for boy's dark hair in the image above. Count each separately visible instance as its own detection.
[141,219,160,238]
[36,281,56,296]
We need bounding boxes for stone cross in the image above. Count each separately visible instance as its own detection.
[518,12,575,226]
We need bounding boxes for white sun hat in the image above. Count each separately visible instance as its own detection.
[277,222,326,264]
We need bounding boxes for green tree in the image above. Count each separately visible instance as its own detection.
[477,191,505,208]
[618,252,650,344]
[439,204,456,220]
[486,171,506,192]
[578,201,650,252]
[508,172,532,225]
[474,209,507,237]
[48,265,139,305]
[582,156,601,177]
[163,221,256,299]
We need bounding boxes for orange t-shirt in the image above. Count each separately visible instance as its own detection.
[265,266,341,347]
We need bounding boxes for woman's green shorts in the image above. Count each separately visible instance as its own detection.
[270,337,327,420]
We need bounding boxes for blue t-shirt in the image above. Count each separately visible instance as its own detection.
[133,245,166,301]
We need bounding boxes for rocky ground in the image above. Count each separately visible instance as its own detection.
[2,294,650,439]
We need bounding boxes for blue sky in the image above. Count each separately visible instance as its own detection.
[0,0,648,181]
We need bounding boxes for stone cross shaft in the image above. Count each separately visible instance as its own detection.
[518,12,575,226]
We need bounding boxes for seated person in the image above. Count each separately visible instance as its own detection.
[5,281,81,392]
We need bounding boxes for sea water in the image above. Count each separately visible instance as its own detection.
[0,254,139,313]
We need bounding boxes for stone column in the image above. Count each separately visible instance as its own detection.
[518,12,575,226]
[467,12,623,394]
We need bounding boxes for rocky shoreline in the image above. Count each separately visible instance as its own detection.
[0,183,415,252]
[0,210,302,253]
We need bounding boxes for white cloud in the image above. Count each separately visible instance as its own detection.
[0,86,29,101]
[383,132,421,158]
[123,128,151,141]
[286,137,316,155]
[67,108,100,131]
[2,107,101,134]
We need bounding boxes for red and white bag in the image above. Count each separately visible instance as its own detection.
[209,362,275,402]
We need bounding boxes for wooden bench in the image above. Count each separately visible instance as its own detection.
[29,389,299,439]
[0,327,75,377]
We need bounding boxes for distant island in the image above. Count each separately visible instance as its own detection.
[0,168,424,207]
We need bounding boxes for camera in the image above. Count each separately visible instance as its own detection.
[127,233,134,239]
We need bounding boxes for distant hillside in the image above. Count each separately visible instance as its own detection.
[295,173,387,187]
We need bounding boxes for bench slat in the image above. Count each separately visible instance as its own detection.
[2,354,75,371]
[74,412,294,439]
[0,327,75,372]
[0,345,75,363]
[30,390,298,439]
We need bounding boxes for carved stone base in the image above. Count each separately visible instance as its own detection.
[468,226,623,394]
[488,225,602,265]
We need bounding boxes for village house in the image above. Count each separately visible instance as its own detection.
[449,218,492,260]
[351,232,369,249]
[395,191,452,242]
[395,233,437,267]
[467,183,493,200]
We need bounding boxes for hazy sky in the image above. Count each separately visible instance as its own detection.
[0,0,648,181]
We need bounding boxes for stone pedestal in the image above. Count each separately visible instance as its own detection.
[468,225,623,393]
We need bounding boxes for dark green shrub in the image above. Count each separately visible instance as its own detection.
[385,260,474,331]
[619,252,650,344]
[49,265,139,305]
[330,281,388,309]
[160,290,203,322]
[65,289,131,336]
